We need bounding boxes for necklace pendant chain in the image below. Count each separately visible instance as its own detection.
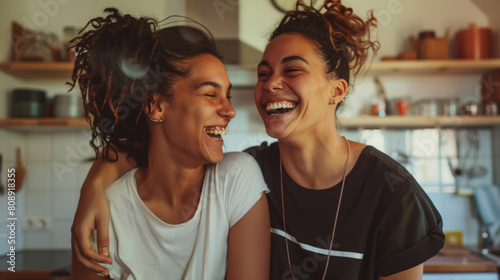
[281,136,351,280]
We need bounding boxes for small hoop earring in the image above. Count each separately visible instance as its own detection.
[149,115,163,123]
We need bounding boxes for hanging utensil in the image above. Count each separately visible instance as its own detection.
[465,131,487,179]
[371,77,390,116]
[440,130,461,177]
[15,148,25,192]
[0,154,4,195]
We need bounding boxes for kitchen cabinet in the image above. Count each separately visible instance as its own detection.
[2,60,500,131]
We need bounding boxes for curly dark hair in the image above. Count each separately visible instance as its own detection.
[67,8,221,166]
[270,0,380,89]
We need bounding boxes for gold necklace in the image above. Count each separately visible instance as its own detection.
[280,136,351,280]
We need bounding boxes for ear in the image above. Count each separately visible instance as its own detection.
[329,79,348,105]
[144,94,167,121]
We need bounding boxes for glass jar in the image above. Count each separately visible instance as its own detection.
[19,32,53,62]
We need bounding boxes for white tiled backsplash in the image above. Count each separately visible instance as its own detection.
[0,129,93,254]
[0,126,496,254]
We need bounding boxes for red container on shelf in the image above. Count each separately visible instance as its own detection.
[455,23,493,59]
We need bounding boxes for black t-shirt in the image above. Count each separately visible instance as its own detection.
[245,142,445,280]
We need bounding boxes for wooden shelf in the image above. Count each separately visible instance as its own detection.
[0,61,74,79]
[0,118,89,132]
[367,59,500,75]
[2,59,500,79]
[339,115,500,129]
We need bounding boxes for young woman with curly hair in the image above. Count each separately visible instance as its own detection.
[71,1,444,279]
[67,8,270,280]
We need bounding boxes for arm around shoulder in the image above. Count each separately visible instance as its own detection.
[71,148,137,272]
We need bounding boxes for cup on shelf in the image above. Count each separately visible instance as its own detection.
[10,88,46,118]
[396,98,411,116]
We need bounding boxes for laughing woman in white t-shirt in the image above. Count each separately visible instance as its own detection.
[68,8,270,280]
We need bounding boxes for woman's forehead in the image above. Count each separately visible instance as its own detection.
[261,34,321,67]
[179,54,230,90]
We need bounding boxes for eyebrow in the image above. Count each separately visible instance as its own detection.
[194,81,232,92]
[257,56,309,68]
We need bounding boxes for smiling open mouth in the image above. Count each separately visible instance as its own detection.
[266,101,297,116]
[204,126,227,141]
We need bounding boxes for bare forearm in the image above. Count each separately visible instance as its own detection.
[71,148,136,273]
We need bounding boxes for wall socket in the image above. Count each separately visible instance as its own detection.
[23,215,51,231]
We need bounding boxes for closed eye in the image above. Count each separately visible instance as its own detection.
[285,68,301,75]
[257,72,270,81]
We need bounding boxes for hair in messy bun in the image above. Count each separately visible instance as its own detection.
[68,8,220,166]
[270,0,379,87]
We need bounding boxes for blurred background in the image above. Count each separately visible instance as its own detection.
[0,0,500,279]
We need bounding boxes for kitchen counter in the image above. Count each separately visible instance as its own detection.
[424,245,498,274]
[425,254,498,273]
[1,248,497,278]
[0,250,71,279]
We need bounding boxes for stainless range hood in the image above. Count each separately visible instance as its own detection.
[186,0,261,88]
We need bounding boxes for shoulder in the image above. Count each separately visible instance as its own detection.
[215,152,262,176]
[243,141,278,157]
[349,145,434,215]
[219,152,259,166]
[211,152,268,191]
[243,141,279,169]
[355,146,442,222]
[104,168,138,199]
[356,146,417,191]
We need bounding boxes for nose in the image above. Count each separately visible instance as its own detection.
[263,74,284,92]
[219,98,236,119]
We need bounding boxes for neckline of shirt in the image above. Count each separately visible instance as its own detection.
[281,146,374,193]
[127,166,210,227]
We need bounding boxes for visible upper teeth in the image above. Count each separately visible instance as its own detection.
[204,127,227,136]
[266,101,296,111]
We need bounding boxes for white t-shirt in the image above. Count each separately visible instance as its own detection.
[91,152,269,280]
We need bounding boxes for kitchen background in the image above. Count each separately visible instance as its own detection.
[0,0,499,266]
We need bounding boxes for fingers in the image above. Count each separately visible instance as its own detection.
[71,222,112,265]
[71,233,109,276]
[96,215,111,257]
